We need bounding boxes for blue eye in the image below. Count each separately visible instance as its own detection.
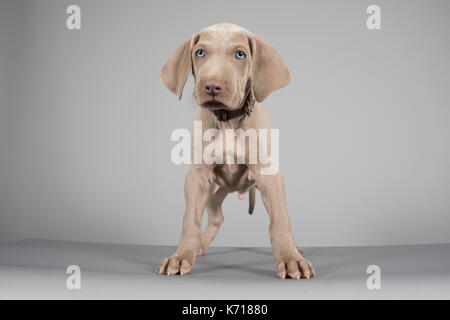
[235,50,246,60]
[196,49,205,58]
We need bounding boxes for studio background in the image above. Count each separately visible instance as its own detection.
[1,0,449,248]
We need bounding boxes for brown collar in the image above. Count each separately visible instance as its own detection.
[212,90,256,121]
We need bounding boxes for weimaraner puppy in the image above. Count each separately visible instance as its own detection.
[157,23,315,279]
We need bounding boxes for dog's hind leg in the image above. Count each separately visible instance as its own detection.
[197,188,228,256]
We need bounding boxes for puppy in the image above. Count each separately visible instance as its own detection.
[158,23,315,279]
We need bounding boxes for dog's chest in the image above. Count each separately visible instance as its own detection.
[214,125,252,164]
[209,123,256,192]
[213,164,255,192]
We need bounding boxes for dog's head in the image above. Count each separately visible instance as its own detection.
[160,23,290,110]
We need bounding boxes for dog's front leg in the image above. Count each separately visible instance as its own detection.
[157,165,213,276]
[250,166,316,279]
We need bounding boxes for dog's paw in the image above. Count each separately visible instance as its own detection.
[276,251,315,280]
[197,239,212,256]
[157,251,196,276]
[196,245,206,256]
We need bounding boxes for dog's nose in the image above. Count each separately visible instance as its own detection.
[204,80,223,95]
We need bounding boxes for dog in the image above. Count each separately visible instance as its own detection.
[157,23,315,279]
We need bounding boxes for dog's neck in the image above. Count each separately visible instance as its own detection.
[209,90,255,129]
[214,113,246,130]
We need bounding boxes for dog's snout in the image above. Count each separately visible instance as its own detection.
[204,80,223,96]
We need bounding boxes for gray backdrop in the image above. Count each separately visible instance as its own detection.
[1,0,450,247]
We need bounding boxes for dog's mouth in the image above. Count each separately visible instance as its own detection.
[201,100,231,110]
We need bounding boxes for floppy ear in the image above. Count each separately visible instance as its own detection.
[160,34,198,100]
[250,35,291,102]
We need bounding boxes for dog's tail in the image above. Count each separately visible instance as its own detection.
[248,187,255,214]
